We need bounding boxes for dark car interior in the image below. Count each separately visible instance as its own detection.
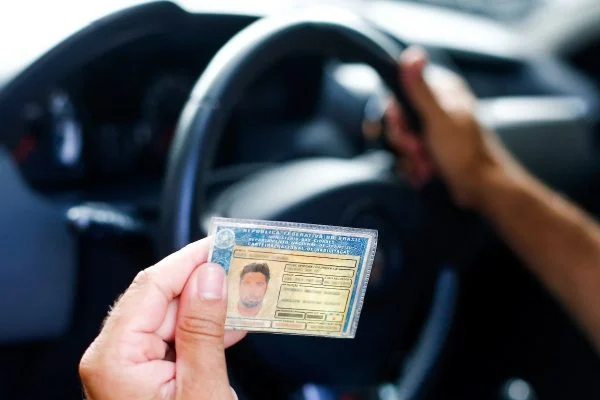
[1,1,600,399]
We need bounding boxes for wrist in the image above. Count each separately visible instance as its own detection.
[453,132,526,212]
[468,163,525,215]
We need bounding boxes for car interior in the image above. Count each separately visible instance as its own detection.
[1,0,600,399]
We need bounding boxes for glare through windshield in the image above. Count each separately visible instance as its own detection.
[397,0,548,21]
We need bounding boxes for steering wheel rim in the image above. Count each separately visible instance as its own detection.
[159,9,461,397]
[160,7,422,255]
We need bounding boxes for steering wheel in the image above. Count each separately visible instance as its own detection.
[161,8,457,399]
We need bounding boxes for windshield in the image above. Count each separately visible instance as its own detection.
[395,0,548,21]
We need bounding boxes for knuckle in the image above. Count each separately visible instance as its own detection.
[79,345,102,383]
[131,268,170,301]
[178,314,224,342]
[78,352,93,380]
[446,102,475,126]
[132,269,153,288]
[79,340,123,399]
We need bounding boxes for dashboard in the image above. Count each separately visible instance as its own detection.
[9,31,324,191]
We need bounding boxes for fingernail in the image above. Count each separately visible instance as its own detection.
[197,263,225,300]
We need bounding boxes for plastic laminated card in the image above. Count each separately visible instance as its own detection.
[207,217,378,338]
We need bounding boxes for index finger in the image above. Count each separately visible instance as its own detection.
[145,236,213,300]
[107,237,213,334]
[399,46,445,121]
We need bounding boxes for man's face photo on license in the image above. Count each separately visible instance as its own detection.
[238,262,270,317]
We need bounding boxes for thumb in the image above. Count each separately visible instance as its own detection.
[175,263,234,400]
[399,46,444,121]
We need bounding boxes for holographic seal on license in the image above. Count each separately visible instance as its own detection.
[207,217,378,338]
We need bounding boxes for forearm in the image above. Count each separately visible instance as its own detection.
[476,166,600,352]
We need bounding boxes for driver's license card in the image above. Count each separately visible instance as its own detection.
[207,217,378,338]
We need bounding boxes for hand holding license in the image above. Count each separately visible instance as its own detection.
[208,217,378,338]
